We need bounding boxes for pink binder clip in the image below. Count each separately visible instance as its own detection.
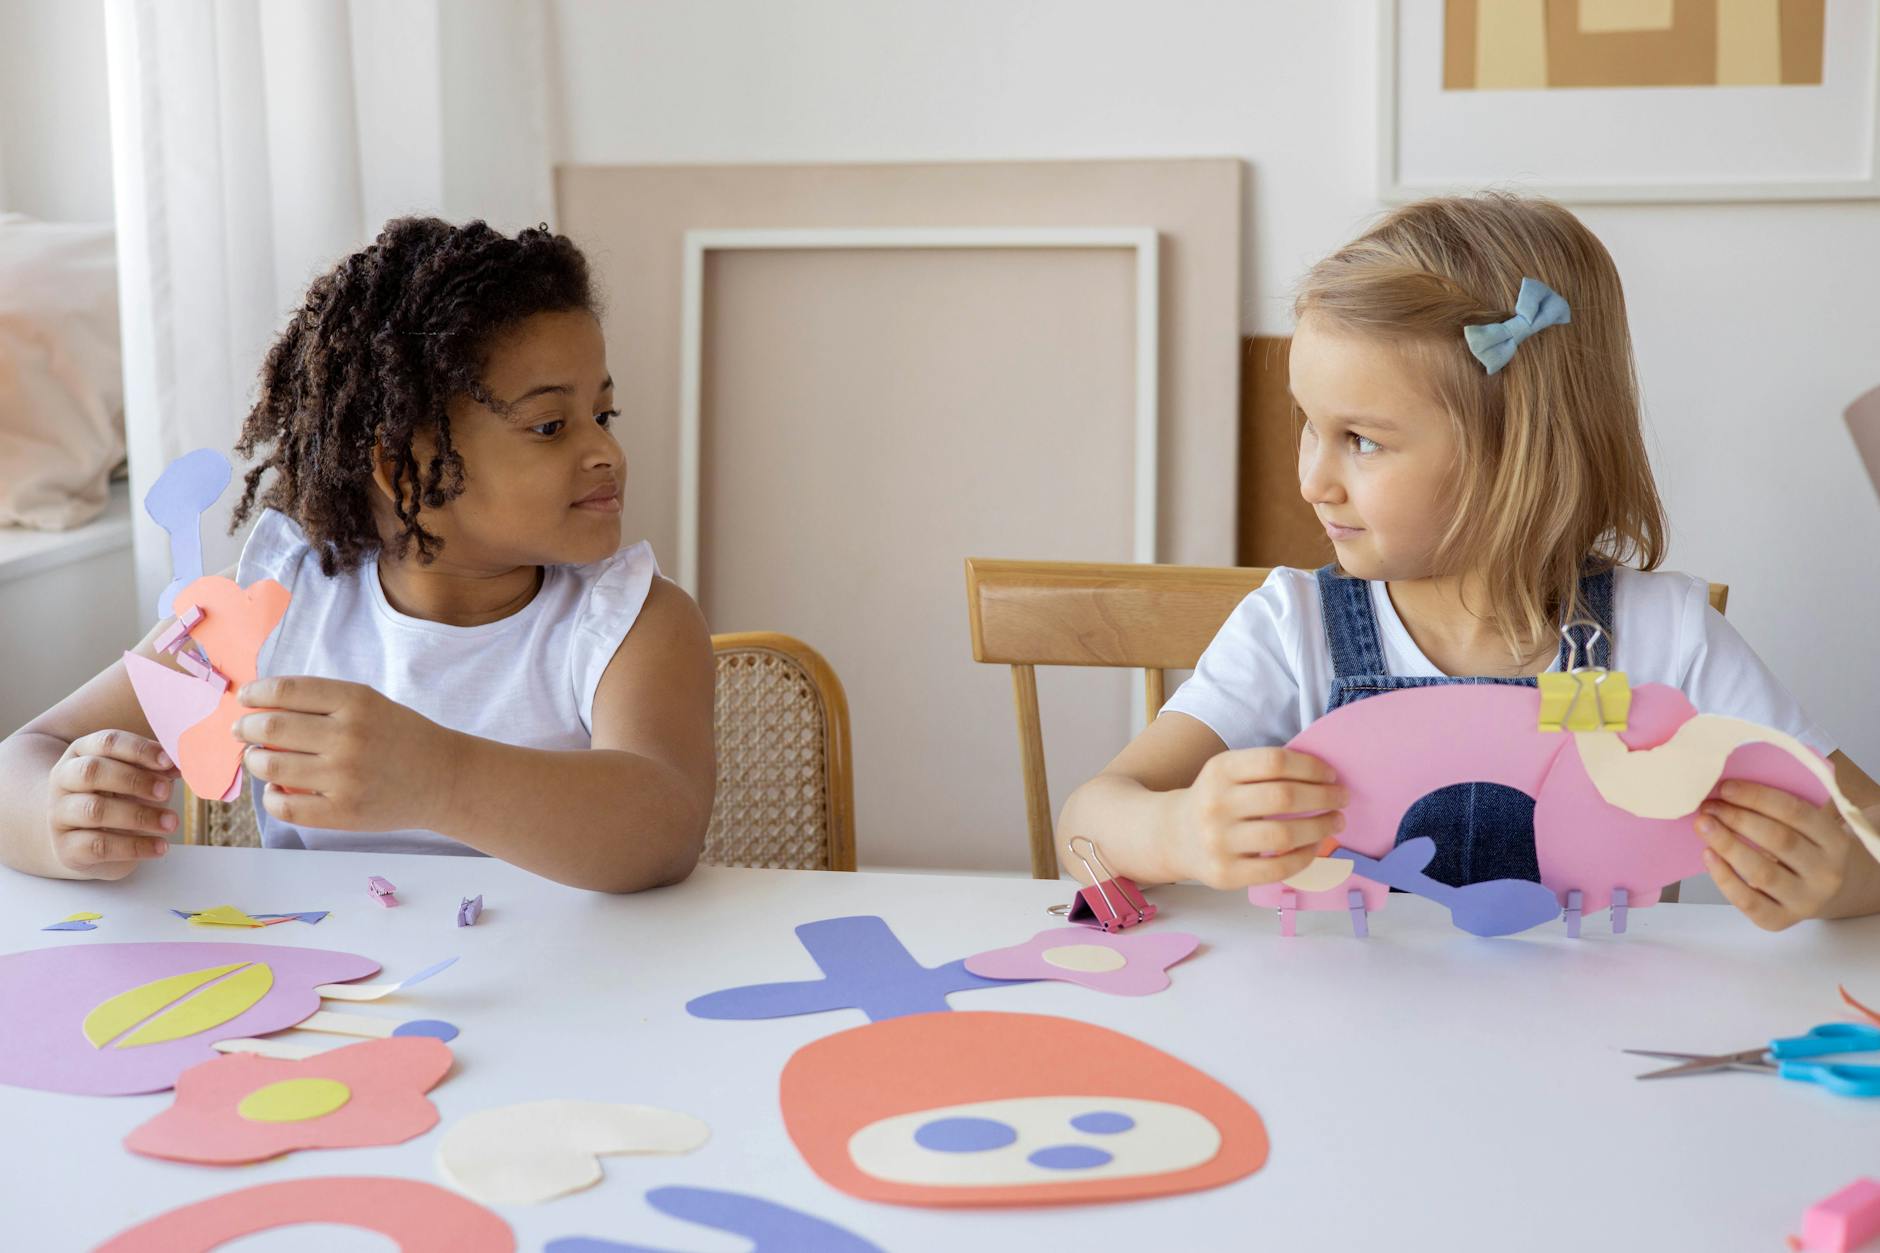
[367,876,398,907]
[1059,837,1155,933]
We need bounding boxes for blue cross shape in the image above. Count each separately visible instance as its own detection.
[546,1186,883,1253]
[685,914,1029,1023]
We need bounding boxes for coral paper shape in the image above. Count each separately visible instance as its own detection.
[125,1036,453,1164]
[438,1100,710,1205]
[171,573,291,800]
[685,915,1028,1023]
[94,1176,513,1253]
[546,1187,885,1253]
[781,1011,1268,1208]
[965,927,1200,996]
[0,942,379,1095]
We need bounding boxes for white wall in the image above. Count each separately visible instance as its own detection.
[0,0,114,221]
[550,0,1880,791]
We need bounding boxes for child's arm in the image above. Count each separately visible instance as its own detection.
[235,575,715,892]
[0,618,184,880]
[1697,750,1880,927]
[1056,712,1347,889]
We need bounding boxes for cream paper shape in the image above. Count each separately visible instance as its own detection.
[437,1100,710,1205]
[1575,715,1880,864]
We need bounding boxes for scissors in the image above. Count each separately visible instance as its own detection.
[1625,1023,1880,1098]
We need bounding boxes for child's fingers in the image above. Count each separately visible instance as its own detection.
[1696,802,1824,877]
[1222,811,1345,857]
[53,828,170,872]
[1224,779,1349,822]
[243,746,323,790]
[1211,747,1338,786]
[1701,848,1792,931]
[1714,781,1839,852]
[50,755,174,805]
[237,675,353,714]
[260,782,339,829]
[232,710,334,751]
[52,792,177,838]
[68,730,175,775]
[1696,814,1804,905]
[1211,843,1322,891]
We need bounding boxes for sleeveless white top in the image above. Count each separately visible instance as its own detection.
[235,508,659,855]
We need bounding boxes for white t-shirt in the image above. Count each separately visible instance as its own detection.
[1163,566,1835,756]
[235,508,659,855]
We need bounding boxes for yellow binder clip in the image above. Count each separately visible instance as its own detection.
[1537,618,1630,732]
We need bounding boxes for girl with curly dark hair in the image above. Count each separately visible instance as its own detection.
[0,218,716,892]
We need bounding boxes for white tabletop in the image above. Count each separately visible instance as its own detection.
[2,845,1876,1252]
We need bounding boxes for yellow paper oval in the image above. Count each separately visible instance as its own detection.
[116,963,274,1049]
[238,1077,351,1123]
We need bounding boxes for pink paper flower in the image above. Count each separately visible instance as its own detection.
[964,926,1199,996]
[125,1036,452,1165]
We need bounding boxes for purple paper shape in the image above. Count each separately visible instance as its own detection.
[41,920,98,932]
[391,1018,459,1042]
[546,1186,884,1253]
[0,942,379,1095]
[964,926,1200,996]
[145,449,232,621]
[1332,838,1561,937]
[685,916,1029,1023]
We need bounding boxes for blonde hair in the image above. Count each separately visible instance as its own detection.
[1294,191,1668,661]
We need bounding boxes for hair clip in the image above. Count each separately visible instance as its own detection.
[1464,277,1571,375]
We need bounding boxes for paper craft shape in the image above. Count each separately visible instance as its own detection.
[686,915,1030,1023]
[125,1036,452,1164]
[42,912,101,932]
[437,1101,710,1205]
[782,1011,1267,1207]
[93,1176,514,1253]
[317,956,458,1002]
[1331,838,1561,936]
[1247,683,1864,926]
[546,1187,884,1253]
[125,572,291,801]
[144,448,232,621]
[0,942,378,1095]
[965,927,1199,996]
[171,908,327,926]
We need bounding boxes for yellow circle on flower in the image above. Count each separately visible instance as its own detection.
[237,1077,352,1123]
[1040,944,1127,973]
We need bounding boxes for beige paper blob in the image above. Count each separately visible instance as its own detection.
[437,1100,709,1205]
[1575,714,1880,863]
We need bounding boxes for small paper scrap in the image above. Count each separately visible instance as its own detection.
[42,912,102,932]
[173,907,327,928]
[457,896,483,927]
[437,1101,710,1205]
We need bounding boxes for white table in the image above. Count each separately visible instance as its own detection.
[3,845,1876,1251]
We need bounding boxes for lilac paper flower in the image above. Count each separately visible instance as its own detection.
[964,927,1199,996]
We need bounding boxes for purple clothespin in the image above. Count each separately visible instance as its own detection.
[456,894,482,927]
[1563,888,1583,939]
[1061,837,1155,933]
[367,876,398,907]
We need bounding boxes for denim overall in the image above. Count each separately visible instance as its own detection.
[1315,564,1614,888]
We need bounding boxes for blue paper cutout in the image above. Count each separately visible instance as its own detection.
[1070,1111,1134,1134]
[545,1187,884,1253]
[684,915,1029,1023]
[391,1019,459,1041]
[915,1116,1017,1152]
[41,920,97,932]
[1028,1144,1113,1170]
[145,449,232,621]
[1332,837,1562,937]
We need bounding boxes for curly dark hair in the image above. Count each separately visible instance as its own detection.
[230,217,596,574]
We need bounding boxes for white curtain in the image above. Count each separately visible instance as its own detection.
[103,0,555,619]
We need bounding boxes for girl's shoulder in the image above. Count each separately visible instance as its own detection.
[234,508,323,592]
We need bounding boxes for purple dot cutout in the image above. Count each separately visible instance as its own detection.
[1028,1144,1113,1170]
[1069,1111,1134,1135]
[391,1019,459,1042]
[915,1117,1018,1153]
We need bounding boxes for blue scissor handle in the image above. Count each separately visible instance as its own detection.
[1769,1023,1880,1060]
[1775,1059,1880,1098]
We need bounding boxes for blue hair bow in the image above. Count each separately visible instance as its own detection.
[1464,277,1570,375]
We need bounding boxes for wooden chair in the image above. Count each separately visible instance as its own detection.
[965,556,1729,880]
[183,629,857,872]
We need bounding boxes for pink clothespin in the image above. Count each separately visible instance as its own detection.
[153,604,204,655]
[1793,1178,1880,1252]
[367,876,398,907]
[1060,837,1155,933]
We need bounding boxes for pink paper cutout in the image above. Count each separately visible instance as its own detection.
[94,1176,514,1253]
[964,927,1200,996]
[0,942,379,1095]
[1247,683,1834,921]
[122,652,224,782]
[125,1036,452,1164]
[172,574,291,801]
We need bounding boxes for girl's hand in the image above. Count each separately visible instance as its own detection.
[1171,747,1347,890]
[47,731,178,877]
[234,677,459,833]
[1696,779,1854,930]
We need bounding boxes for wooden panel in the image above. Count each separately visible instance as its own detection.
[1238,335,1332,569]
[966,558,1270,671]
